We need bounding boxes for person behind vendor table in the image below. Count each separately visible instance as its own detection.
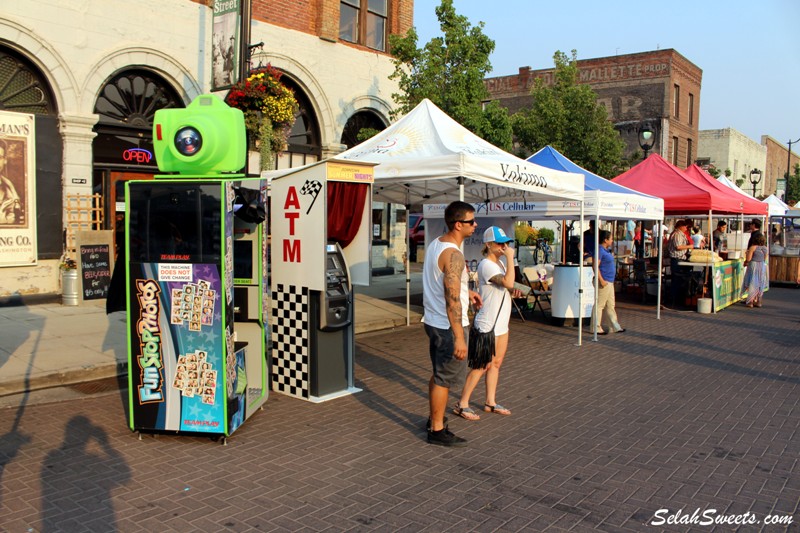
[667,219,693,307]
[747,218,764,248]
[625,219,635,241]
[591,229,625,335]
[741,234,769,308]
[712,220,727,252]
[582,219,596,260]
[771,223,782,246]
[691,226,706,249]
[681,218,693,242]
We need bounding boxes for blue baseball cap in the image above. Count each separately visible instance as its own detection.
[483,226,513,244]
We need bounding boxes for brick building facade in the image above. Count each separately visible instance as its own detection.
[484,49,702,168]
[761,136,800,200]
[697,128,767,197]
[0,0,413,298]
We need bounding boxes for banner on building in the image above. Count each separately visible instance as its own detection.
[211,0,242,91]
[0,110,37,267]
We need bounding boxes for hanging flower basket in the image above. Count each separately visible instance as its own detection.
[225,64,298,170]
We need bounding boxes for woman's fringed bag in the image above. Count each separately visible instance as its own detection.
[468,292,505,370]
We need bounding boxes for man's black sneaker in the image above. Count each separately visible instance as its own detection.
[425,416,448,431]
[427,427,467,447]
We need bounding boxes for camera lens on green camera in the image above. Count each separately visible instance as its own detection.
[174,127,202,156]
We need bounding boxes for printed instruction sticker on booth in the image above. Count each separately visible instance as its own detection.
[158,263,193,282]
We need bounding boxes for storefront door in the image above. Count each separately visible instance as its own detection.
[110,171,153,258]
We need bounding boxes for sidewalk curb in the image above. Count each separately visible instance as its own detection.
[0,361,128,397]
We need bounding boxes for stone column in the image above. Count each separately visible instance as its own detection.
[59,112,98,198]
[321,142,347,159]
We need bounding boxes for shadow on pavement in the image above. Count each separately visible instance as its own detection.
[40,415,131,532]
[0,302,43,509]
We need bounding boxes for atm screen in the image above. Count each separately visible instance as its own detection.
[327,256,337,272]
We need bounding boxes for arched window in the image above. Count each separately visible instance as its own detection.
[341,109,387,148]
[94,69,184,132]
[0,49,56,115]
[92,69,184,170]
[273,77,321,170]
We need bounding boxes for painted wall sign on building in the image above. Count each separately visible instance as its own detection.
[0,110,37,267]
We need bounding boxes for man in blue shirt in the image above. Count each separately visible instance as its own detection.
[592,229,625,335]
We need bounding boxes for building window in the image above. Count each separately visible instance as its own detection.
[672,136,679,165]
[340,0,388,51]
[272,77,322,170]
[0,49,57,115]
[673,84,680,119]
[372,206,389,243]
[687,138,693,166]
[688,93,694,126]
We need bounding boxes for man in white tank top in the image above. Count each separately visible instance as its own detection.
[422,201,482,447]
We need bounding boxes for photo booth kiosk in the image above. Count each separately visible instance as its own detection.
[268,159,374,402]
[125,94,270,441]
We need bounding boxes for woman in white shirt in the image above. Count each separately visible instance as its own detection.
[453,227,516,420]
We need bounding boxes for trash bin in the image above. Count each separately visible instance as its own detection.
[62,269,79,306]
[697,297,712,314]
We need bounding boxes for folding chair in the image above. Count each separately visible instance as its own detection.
[522,267,552,319]
[509,281,532,322]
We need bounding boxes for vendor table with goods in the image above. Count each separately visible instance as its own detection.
[676,248,749,312]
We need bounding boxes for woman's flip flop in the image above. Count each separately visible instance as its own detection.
[453,405,480,421]
[484,403,511,416]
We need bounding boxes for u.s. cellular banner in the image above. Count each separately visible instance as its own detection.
[0,110,37,267]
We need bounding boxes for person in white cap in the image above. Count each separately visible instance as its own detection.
[453,226,516,420]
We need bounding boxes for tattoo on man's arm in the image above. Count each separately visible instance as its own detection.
[444,253,465,316]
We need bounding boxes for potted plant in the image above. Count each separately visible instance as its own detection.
[225,64,298,170]
[60,256,79,306]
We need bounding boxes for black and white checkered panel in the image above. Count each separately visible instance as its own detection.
[271,284,310,399]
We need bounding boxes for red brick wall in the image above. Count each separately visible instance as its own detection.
[485,49,703,166]
[247,0,413,47]
[763,136,800,195]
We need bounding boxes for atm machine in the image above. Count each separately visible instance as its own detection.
[268,159,375,402]
[308,242,352,397]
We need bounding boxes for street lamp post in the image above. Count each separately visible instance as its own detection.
[749,168,762,198]
[787,137,800,203]
[638,123,656,159]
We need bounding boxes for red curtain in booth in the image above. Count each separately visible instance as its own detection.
[326,181,369,248]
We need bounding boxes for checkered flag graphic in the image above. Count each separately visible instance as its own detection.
[300,179,323,214]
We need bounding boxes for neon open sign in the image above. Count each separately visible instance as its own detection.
[123,148,153,164]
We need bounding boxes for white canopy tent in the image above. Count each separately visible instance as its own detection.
[764,194,790,216]
[333,99,589,343]
[717,174,751,196]
[335,99,585,205]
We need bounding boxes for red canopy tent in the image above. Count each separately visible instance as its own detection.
[683,164,768,216]
[613,154,762,215]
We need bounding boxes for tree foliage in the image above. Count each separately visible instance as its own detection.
[388,0,512,150]
[511,50,625,178]
[786,163,800,205]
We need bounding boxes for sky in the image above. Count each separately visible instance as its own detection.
[412,0,800,148]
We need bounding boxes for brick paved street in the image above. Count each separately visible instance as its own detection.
[1,288,799,532]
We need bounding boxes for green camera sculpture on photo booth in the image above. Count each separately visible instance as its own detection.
[153,93,246,177]
[125,93,270,442]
